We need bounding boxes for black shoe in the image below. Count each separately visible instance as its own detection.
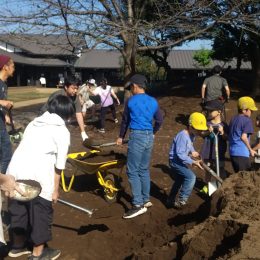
[8,247,31,257]
[123,205,147,219]
[0,242,8,257]
[28,248,61,260]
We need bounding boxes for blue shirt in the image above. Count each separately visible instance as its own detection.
[119,93,163,138]
[169,130,195,166]
[228,114,254,157]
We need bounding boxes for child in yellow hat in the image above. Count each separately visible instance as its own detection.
[229,96,257,173]
[167,112,207,208]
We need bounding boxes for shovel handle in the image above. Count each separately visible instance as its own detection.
[201,162,223,184]
[57,199,94,217]
[92,139,129,148]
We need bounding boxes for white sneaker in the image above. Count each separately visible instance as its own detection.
[114,119,119,123]
[144,201,153,208]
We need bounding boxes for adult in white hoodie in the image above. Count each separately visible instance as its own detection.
[7,95,75,260]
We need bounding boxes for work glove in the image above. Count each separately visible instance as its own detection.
[201,98,205,104]
[226,97,230,103]
[81,131,89,141]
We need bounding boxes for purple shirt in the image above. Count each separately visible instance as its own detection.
[201,121,228,161]
[229,114,254,157]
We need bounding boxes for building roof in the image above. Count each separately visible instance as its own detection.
[167,50,252,70]
[75,50,121,69]
[75,49,251,70]
[0,49,67,67]
[0,34,84,56]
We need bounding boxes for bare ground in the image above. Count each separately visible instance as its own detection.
[2,84,260,260]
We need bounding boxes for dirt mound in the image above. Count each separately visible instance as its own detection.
[181,171,260,259]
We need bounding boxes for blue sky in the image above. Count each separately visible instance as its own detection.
[175,39,213,50]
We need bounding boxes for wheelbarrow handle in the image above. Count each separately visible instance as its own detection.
[57,198,94,217]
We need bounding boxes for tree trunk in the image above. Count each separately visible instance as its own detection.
[123,35,137,79]
[122,35,137,102]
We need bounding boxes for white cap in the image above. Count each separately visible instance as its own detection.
[88,79,96,85]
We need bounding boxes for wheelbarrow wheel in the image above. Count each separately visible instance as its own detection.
[103,174,117,203]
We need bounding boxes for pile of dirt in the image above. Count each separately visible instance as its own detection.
[181,171,260,259]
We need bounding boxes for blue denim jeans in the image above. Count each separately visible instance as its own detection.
[0,127,12,173]
[127,130,154,206]
[168,160,196,202]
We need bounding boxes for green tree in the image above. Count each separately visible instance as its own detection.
[193,49,214,68]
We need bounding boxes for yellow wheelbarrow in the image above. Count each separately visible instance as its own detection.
[61,150,126,203]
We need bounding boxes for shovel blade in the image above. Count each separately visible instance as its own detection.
[83,138,104,149]
[208,181,218,196]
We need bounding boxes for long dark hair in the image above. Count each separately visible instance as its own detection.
[47,94,75,120]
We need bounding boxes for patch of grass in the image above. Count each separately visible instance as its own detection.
[8,91,51,102]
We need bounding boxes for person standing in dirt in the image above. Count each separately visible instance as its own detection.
[41,76,89,141]
[116,74,163,219]
[7,95,75,259]
[201,65,230,104]
[90,78,120,133]
[0,55,15,174]
[167,112,207,208]
[200,100,228,193]
[78,79,97,121]
[229,96,257,173]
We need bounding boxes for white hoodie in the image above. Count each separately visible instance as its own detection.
[7,111,70,201]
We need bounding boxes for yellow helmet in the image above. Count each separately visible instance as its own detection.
[189,112,207,130]
[238,96,258,111]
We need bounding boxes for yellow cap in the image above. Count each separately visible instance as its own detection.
[238,96,258,111]
[189,112,208,130]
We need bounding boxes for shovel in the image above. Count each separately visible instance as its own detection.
[83,138,128,149]
[200,161,223,184]
[57,198,95,217]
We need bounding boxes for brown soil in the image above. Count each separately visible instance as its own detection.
[3,85,260,259]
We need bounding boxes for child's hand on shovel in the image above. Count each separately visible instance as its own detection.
[191,151,200,158]
[192,160,204,170]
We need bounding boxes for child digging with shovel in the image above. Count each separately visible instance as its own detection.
[167,112,207,209]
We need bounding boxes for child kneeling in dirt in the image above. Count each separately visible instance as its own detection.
[6,95,75,259]
[167,112,207,208]
[200,100,228,192]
